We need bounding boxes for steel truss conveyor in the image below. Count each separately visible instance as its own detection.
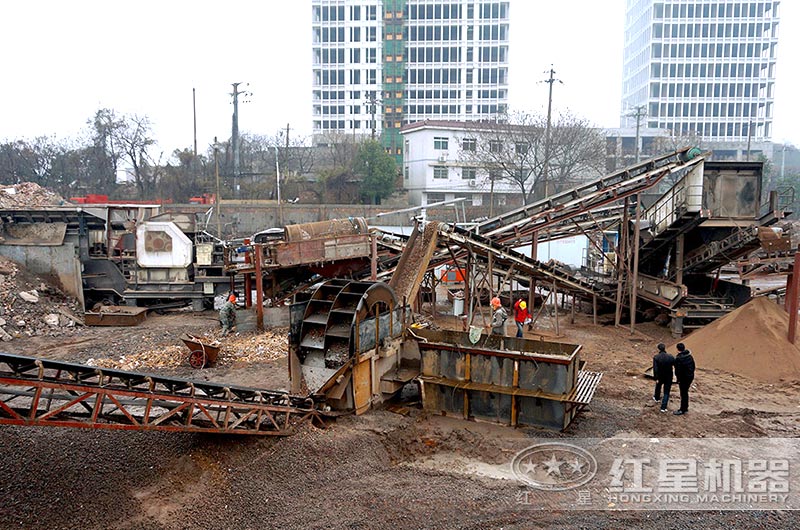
[0,353,323,436]
[425,149,706,303]
[473,148,703,246]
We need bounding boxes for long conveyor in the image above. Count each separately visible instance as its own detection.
[0,353,323,435]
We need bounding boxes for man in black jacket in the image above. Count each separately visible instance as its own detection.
[652,343,675,413]
[673,343,696,416]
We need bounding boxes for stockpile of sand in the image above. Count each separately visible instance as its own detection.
[678,296,800,382]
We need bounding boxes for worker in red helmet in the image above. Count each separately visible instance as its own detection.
[489,296,508,336]
[219,293,238,335]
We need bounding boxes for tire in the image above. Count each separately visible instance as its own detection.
[189,349,207,369]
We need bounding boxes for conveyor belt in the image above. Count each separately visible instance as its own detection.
[0,353,323,435]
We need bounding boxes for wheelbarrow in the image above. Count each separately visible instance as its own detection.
[181,334,221,369]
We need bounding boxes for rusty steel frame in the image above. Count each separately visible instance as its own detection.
[476,148,703,244]
[0,353,323,435]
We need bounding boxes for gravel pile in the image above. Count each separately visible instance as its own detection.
[0,256,84,342]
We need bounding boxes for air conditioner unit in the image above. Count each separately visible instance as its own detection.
[468,179,477,187]
[438,152,448,162]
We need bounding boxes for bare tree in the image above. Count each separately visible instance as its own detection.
[109,113,162,198]
[462,111,606,203]
[315,132,359,203]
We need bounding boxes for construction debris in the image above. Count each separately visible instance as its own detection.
[0,256,84,341]
[86,328,289,371]
[0,182,69,208]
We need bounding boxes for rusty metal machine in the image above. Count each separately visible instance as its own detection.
[289,279,418,414]
[226,217,375,306]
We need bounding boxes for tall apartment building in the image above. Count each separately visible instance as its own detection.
[312,0,510,158]
[621,1,780,142]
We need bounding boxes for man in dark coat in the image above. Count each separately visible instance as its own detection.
[673,342,696,415]
[652,343,675,413]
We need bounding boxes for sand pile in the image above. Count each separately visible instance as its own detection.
[677,296,800,382]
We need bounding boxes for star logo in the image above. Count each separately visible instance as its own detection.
[543,454,563,477]
[522,458,537,475]
[569,458,585,474]
[512,442,598,491]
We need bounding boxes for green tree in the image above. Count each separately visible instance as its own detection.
[354,140,397,204]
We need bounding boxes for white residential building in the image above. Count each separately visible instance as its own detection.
[621,0,780,142]
[400,120,521,207]
[312,0,510,158]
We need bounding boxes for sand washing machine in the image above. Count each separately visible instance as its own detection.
[288,279,421,414]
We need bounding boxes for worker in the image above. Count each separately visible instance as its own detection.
[219,293,238,336]
[512,298,532,338]
[673,343,696,416]
[489,297,508,336]
[652,343,675,413]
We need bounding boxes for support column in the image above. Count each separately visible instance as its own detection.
[244,239,252,308]
[552,281,560,336]
[630,194,641,334]
[370,234,378,281]
[788,251,800,342]
[615,198,630,327]
[254,243,264,331]
[675,234,685,286]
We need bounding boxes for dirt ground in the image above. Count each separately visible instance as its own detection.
[2,305,800,529]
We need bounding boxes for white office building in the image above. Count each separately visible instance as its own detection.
[312,0,510,157]
[621,0,780,142]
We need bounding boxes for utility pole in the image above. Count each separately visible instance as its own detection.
[285,122,291,175]
[231,82,251,198]
[782,144,787,180]
[275,147,283,226]
[489,174,495,218]
[214,137,222,237]
[626,105,647,163]
[365,91,379,140]
[541,66,562,200]
[192,88,198,157]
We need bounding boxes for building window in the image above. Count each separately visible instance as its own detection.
[427,192,445,203]
[515,142,530,155]
[434,137,449,150]
[462,138,476,151]
[433,166,448,179]
[489,140,503,153]
[462,167,477,180]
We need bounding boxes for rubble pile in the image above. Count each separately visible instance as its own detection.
[87,345,187,371]
[86,328,289,370]
[0,182,69,208]
[0,256,84,341]
[210,327,289,364]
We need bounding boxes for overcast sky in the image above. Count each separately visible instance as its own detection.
[1,0,798,158]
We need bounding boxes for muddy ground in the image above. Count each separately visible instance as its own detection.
[1,306,799,529]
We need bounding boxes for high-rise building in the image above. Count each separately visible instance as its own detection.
[312,0,510,159]
[621,1,780,142]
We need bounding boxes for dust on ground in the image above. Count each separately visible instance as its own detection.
[2,301,800,529]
